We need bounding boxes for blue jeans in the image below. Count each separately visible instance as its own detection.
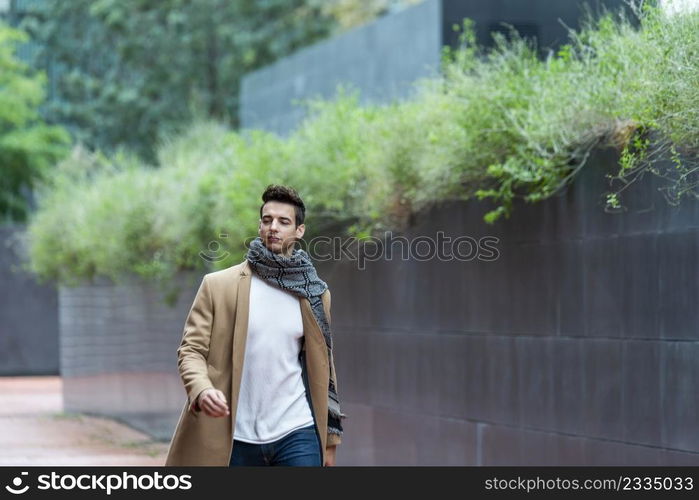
[229,424,322,466]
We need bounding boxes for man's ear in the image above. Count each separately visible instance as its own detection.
[296,223,305,239]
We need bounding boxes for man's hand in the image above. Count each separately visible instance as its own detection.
[197,388,230,417]
[324,445,337,466]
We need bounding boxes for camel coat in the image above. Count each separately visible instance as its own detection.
[165,260,341,466]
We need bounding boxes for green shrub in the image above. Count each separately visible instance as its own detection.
[25,2,699,286]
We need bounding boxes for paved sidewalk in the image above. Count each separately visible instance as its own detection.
[0,376,169,466]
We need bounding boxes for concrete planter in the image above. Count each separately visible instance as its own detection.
[58,271,201,440]
[56,145,699,464]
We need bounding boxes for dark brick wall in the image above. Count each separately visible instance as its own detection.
[319,145,699,465]
[0,224,59,375]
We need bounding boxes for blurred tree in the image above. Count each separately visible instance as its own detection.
[20,0,338,161]
[0,21,70,223]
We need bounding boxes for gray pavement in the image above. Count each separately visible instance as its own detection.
[0,376,169,466]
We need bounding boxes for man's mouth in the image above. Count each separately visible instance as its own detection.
[269,236,280,242]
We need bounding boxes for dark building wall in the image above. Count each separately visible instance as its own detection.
[319,144,699,465]
[0,224,59,375]
[442,0,629,53]
[240,0,629,136]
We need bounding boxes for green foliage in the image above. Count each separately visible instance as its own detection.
[601,3,699,209]
[0,21,70,223]
[20,0,337,161]
[25,1,699,286]
[436,1,699,221]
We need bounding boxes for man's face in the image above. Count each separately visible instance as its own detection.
[258,201,305,256]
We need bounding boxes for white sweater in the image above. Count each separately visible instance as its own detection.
[233,273,314,443]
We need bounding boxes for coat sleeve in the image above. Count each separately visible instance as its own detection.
[177,275,215,415]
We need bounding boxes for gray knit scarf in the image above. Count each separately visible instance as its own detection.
[245,236,344,436]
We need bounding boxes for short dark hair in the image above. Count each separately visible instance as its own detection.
[259,184,306,226]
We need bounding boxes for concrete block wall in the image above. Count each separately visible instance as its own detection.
[58,272,201,440]
[240,0,442,135]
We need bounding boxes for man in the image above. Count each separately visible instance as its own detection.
[165,185,344,466]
